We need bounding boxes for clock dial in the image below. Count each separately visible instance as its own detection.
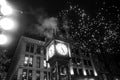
[56,43,68,55]
[48,44,55,58]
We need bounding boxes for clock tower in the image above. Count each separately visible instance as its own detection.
[46,39,71,80]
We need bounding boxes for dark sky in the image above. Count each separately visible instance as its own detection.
[10,0,100,16]
[7,0,120,60]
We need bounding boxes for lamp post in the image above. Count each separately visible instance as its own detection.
[0,0,15,46]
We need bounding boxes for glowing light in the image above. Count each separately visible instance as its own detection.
[70,66,74,75]
[0,4,13,16]
[0,34,8,45]
[0,18,15,30]
[83,69,87,76]
[94,70,98,76]
[0,0,7,6]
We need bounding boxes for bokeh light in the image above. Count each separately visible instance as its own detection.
[0,17,15,30]
[0,4,14,16]
[0,34,8,45]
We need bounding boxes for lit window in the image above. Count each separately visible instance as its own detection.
[44,59,47,68]
[22,69,27,80]
[29,56,33,67]
[47,63,50,68]
[94,70,98,76]
[70,66,74,75]
[24,55,29,66]
[83,69,87,76]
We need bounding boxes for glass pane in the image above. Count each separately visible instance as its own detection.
[36,57,40,68]
[36,71,40,80]
[79,69,83,76]
[26,43,30,52]
[44,72,47,80]
[44,59,47,68]
[30,44,34,53]
[28,70,32,80]
[29,56,33,67]
[24,55,29,66]
[22,69,27,80]
[73,68,78,75]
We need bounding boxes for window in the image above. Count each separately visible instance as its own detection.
[44,59,47,68]
[86,69,90,76]
[30,44,34,53]
[26,43,34,53]
[36,45,41,54]
[22,69,27,80]
[36,57,41,68]
[60,66,67,75]
[88,60,92,66]
[36,71,40,80]
[84,60,92,66]
[85,69,94,76]
[48,72,51,80]
[76,58,81,65]
[90,70,94,76]
[26,43,30,52]
[78,69,83,76]
[24,55,29,66]
[84,60,87,65]
[72,57,77,64]
[28,70,32,80]
[24,55,33,67]
[73,68,78,75]
[47,63,50,68]
[44,72,47,80]
[29,56,33,67]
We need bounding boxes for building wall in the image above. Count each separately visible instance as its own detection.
[70,46,98,80]
[8,36,104,80]
[7,36,50,80]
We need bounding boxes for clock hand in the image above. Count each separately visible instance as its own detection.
[61,48,65,54]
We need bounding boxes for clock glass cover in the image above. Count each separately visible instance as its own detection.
[48,44,55,58]
[56,43,68,55]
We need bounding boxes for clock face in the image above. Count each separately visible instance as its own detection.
[56,43,68,55]
[48,44,55,58]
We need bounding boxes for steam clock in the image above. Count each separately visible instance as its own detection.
[46,39,71,80]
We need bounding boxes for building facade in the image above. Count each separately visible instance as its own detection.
[7,36,106,80]
[69,46,98,80]
[7,36,50,80]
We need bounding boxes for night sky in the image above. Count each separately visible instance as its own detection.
[6,0,120,68]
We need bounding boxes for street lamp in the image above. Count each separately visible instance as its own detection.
[0,0,15,46]
[0,34,8,45]
[0,4,13,16]
[0,17,15,30]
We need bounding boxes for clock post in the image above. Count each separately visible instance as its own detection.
[46,39,71,80]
